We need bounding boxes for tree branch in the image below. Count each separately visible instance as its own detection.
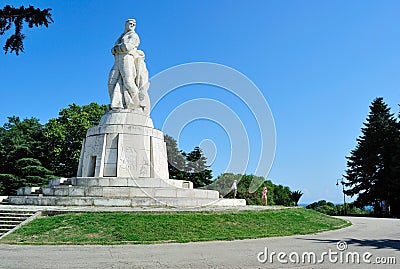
[0,5,53,55]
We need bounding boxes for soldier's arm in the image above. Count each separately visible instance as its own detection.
[119,33,140,54]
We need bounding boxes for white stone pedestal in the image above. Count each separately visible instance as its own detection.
[76,109,169,179]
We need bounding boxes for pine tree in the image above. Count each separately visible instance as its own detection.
[164,136,213,187]
[344,97,399,215]
[164,135,187,181]
[392,107,400,215]
[184,147,213,188]
[0,5,53,55]
[0,117,54,194]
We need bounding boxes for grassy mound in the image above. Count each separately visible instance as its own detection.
[0,208,350,245]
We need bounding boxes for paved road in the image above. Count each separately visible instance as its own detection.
[1,216,399,268]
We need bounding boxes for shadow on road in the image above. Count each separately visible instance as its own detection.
[300,238,400,251]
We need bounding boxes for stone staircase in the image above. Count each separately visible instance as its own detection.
[0,210,40,239]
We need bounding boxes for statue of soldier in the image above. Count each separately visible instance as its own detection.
[108,19,150,114]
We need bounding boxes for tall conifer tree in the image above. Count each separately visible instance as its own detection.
[344,97,399,215]
[164,136,213,187]
[184,146,213,187]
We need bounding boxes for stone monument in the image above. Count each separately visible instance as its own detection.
[9,19,246,207]
[76,19,167,180]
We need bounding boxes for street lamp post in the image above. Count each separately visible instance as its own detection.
[336,178,347,215]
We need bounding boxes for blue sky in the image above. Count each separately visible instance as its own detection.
[1,1,400,203]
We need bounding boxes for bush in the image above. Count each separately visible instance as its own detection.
[273,185,293,206]
[0,174,25,195]
[0,182,5,194]
[306,200,372,216]
[315,205,337,215]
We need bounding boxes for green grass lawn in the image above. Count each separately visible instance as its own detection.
[0,208,350,245]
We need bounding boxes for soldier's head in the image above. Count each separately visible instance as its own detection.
[124,19,136,33]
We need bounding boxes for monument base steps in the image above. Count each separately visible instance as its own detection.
[10,177,246,207]
[8,196,245,207]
